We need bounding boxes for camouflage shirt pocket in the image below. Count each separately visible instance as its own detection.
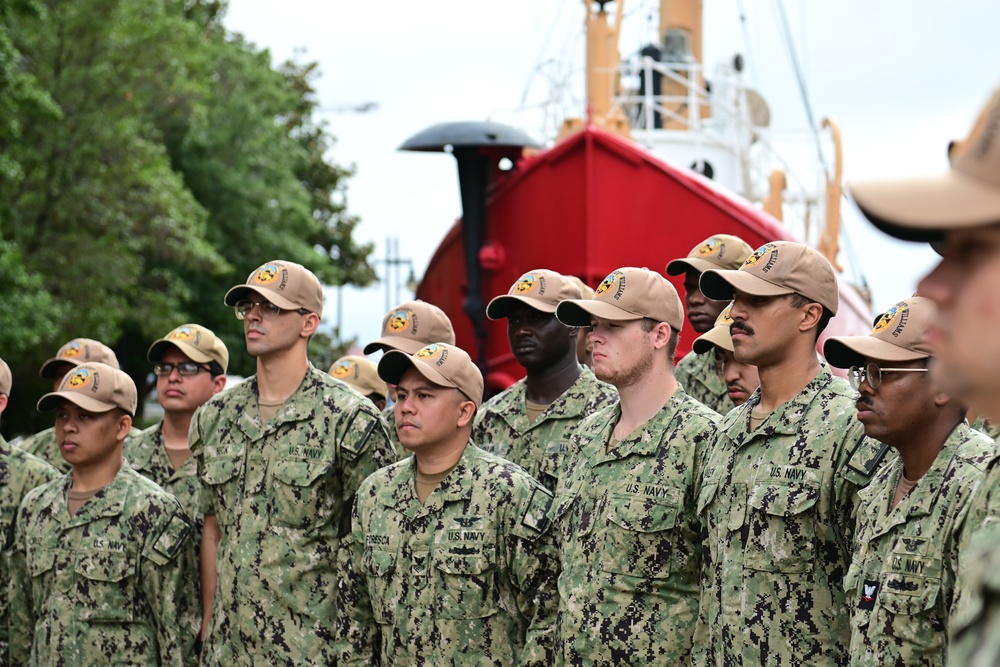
[601,495,678,580]
[878,572,943,648]
[74,550,135,622]
[202,455,241,527]
[270,458,332,529]
[362,545,398,624]
[744,481,819,573]
[433,545,499,620]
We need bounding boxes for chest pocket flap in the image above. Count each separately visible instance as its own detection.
[745,482,820,573]
[748,481,819,516]
[609,497,679,533]
[202,455,240,485]
[272,458,329,487]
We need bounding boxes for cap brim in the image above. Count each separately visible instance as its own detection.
[485,295,556,320]
[692,325,733,355]
[700,269,794,302]
[37,391,116,414]
[666,257,717,276]
[363,336,429,356]
[823,336,929,369]
[39,357,81,380]
[147,340,214,364]
[849,172,1000,243]
[377,350,459,394]
[556,300,642,327]
[223,285,300,311]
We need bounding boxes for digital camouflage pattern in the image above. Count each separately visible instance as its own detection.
[336,444,559,666]
[674,348,733,415]
[971,415,1000,442]
[190,365,395,666]
[948,450,1000,666]
[847,422,995,666]
[126,423,205,591]
[553,389,719,665]
[473,367,617,492]
[8,463,198,666]
[694,366,878,666]
[18,426,142,473]
[0,437,60,663]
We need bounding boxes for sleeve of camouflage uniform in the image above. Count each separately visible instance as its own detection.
[336,404,394,535]
[141,499,198,667]
[335,490,378,666]
[187,406,216,521]
[505,477,560,667]
[8,497,37,666]
[833,422,875,561]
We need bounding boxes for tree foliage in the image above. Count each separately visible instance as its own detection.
[0,0,375,438]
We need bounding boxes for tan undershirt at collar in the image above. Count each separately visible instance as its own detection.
[67,485,106,517]
[164,444,192,471]
[525,400,549,425]
[892,474,918,510]
[258,398,285,424]
[749,407,771,431]
[416,463,459,504]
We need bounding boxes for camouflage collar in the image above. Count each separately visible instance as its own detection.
[63,462,137,527]
[724,364,841,439]
[235,365,326,441]
[378,443,479,514]
[594,392,688,461]
[126,422,162,470]
[488,367,602,433]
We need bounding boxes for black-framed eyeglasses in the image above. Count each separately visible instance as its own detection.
[234,299,310,321]
[848,362,929,390]
[153,362,212,377]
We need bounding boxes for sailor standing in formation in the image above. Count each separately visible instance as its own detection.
[5,87,1000,666]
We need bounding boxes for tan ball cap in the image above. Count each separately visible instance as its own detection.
[377,342,484,409]
[224,260,324,316]
[566,276,594,300]
[0,357,11,396]
[824,296,936,368]
[556,267,684,331]
[39,338,120,379]
[147,323,230,372]
[666,234,756,275]
[37,362,137,416]
[329,355,387,400]
[364,300,456,355]
[486,269,583,319]
[692,302,736,355]
[849,87,1000,242]
[700,241,839,315]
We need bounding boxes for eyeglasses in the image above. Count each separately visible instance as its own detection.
[153,362,212,377]
[848,362,929,390]
[234,299,310,320]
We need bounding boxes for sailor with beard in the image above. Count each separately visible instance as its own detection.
[692,241,885,666]
[666,234,754,414]
[689,302,760,408]
[824,295,995,666]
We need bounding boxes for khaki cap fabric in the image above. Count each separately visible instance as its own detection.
[566,276,594,300]
[224,260,324,316]
[700,241,839,315]
[849,86,1000,242]
[0,357,11,396]
[378,342,484,408]
[692,303,736,354]
[329,355,387,400]
[364,300,457,355]
[556,267,684,331]
[824,296,936,368]
[37,362,138,416]
[147,323,230,372]
[486,269,583,319]
[39,338,120,379]
[666,234,756,275]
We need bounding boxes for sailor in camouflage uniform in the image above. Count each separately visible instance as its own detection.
[126,323,229,646]
[9,362,196,666]
[337,342,559,666]
[694,241,881,665]
[848,85,1000,667]
[824,296,996,666]
[17,338,140,472]
[666,234,754,414]
[0,357,61,665]
[364,299,457,457]
[690,303,760,407]
[191,261,395,665]
[474,269,617,492]
[552,267,719,664]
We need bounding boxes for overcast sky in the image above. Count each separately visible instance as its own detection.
[224,0,1000,351]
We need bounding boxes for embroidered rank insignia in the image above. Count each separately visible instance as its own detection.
[845,436,890,477]
[859,579,880,610]
[521,486,554,533]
